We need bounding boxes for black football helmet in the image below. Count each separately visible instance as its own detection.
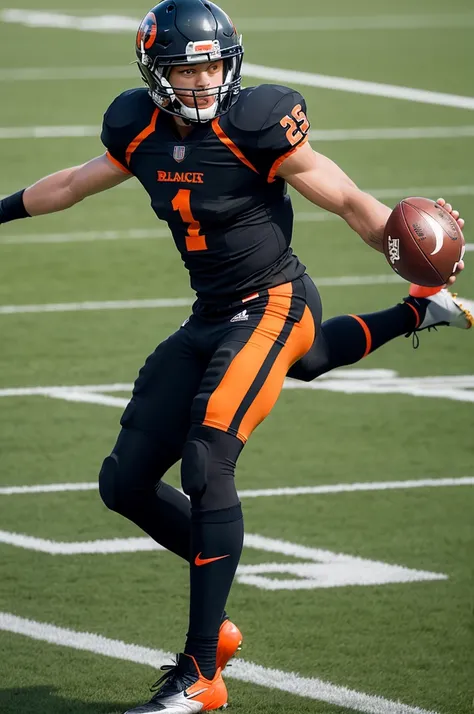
[135,0,243,123]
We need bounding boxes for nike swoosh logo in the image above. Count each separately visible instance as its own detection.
[424,213,445,256]
[194,552,231,567]
[185,687,208,699]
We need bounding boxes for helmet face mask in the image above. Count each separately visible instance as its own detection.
[135,0,244,123]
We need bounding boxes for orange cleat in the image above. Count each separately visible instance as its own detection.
[405,287,473,330]
[124,653,228,713]
[216,619,243,670]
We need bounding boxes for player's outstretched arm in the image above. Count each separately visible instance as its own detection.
[277,143,465,283]
[277,141,390,253]
[0,154,131,224]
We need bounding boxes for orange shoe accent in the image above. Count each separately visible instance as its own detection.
[405,301,421,328]
[216,620,243,670]
[409,284,443,298]
[194,552,230,567]
[183,655,228,711]
[348,314,372,357]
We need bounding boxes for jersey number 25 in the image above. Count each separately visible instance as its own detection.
[280,104,309,147]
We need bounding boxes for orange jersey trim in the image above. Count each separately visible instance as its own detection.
[125,107,160,167]
[349,314,373,357]
[211,118,259,174]
[105,151,132,175]
[267,135,309,183]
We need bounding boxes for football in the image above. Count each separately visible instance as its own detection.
[383,197,465,287]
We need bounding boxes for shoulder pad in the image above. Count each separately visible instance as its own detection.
[228,85,304,132]
[103,88,153,131]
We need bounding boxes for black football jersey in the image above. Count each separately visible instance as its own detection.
[101,84,310,304]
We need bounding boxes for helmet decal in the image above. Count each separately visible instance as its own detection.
[225,12,238,36]
[136,12,157,51]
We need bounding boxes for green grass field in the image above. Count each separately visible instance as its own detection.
[0,1,473,713]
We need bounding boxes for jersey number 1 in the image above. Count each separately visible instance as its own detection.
[172,189,207,252]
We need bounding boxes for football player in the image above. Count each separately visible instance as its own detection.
[0,1,470,711]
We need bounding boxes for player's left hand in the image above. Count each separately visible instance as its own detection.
[436,197,465,286]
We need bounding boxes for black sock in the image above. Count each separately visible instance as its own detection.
[321,302,417,368]
[185,503,244,679]
[114,479,229,624]
[149,481,192,559]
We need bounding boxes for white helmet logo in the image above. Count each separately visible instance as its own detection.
[185,39,221,61]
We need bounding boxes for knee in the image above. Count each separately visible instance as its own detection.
[99,451,144,514]
[99,450,160,515]
[288,331,332,382]
[180,436,208,502]
[98,453,123,512]
[288,360,318,382]
[181,426,242,510]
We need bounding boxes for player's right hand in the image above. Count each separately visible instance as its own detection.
[437,198,466,286]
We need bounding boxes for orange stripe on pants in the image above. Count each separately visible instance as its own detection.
[203,286,315,443]
[237,305,315,442]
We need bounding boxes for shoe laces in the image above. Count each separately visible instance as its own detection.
[406,326,437,349]
[150,662,178,692]
[149,657,196,698]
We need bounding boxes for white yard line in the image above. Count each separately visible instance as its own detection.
[315,274,403,286]
[0,298,194,314]
[3,124,474,141]
[0,276,406,314]
[0,611,441,713]
[0,476,472,497]
[116,182,474,200]
[3,8,474,32]
[238,477,474,498]
[244,63,474,111]
[0,214,336,245]
[0,57,472,111]
[237,14,474,31]
[0,228,171,244]
[4,182,473,205]
[2,369,474,404]
[369,185,474,199]
[0,530,446,589]
[310,125,474,141]
[0,66,136,81]
[0,531,165,554]
[0,482,98,495]
[0,231,470,250]
[0,125,99,139]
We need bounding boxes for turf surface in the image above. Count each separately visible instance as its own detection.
[0,1,473,712]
